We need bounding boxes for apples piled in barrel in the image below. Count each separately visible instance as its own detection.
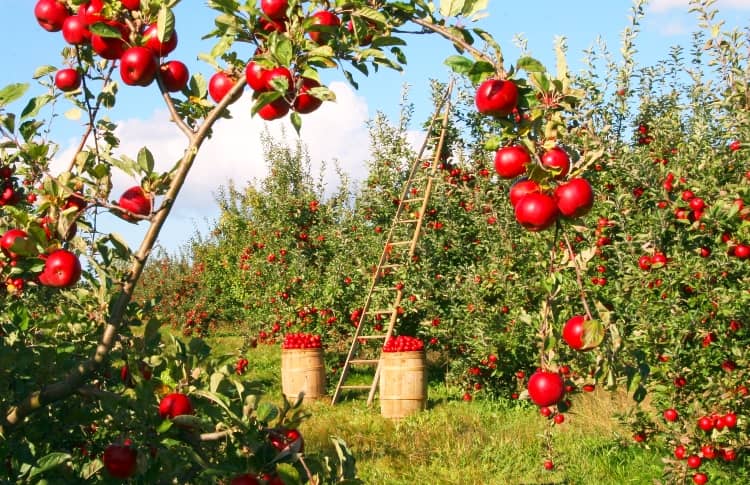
[383,335,424,352]
[474,77,595,231]
[282,332,322,349]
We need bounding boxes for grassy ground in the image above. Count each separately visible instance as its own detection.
[208,334,664,485]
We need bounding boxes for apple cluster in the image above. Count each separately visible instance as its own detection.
[1,228,82,292]
[0,164,24,207]
[474,78,594,231]
[637,251,668,271]
[281,332,322,349]
[382,335,424,352]
[35,0,190,93]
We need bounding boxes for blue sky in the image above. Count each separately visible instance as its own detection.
[1,0,750,252]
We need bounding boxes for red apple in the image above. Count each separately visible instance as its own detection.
[159,60,189,92]
[514,192,558,231]
[562,315,589,350]
[38,249,82,288]
[120,47,158,86]
[117,186,152,221]
[257,96,290,121]
[554,177,594,218]
[208,72,240,103]
[541,147,570,179]
[142,24,178,57]
[307,10,341,44]
[55,68,81,92]
[734,244,750,259]
[509,179,541,207]
[475,78,518,117]
[77,0,104,26]
[494,145,530,179]
[231,474,260,485]
[527,370,565,407]
[245,61,269,91]
[1,229,33,260]
[263,66,293,92]
[261,0,289,20]
[62,15,90,45]
[103,443,137,479]
[122,0,141,10]
[293,77,323,114]
[35,0,70,32]
[91,22,129,60]
[159,392,193,419]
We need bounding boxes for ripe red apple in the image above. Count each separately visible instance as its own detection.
[554,177,594,218]
[663,408,678,422]
[674,445,687,459]
[257,96,290,121]
[541,147,570,179]
[122,0,141,10]
[103,443,137,479]
[142,24,178,57]
[158,392,193,419]
[562,315,589,350]
[515,192,558,231]
[687,455,702,469]
[208,72,240,103]
[55,68,81,92]
[698,416,714,432]
[307,10,341,44]
[77,0,104,26]
[38,249,82,288]
[263,66,293,92]
[494,145,530,179]
[35,0,70,32]
[509,179,541,207]
[733,244,750,259]
[692,473,708,485]
[475,78,518,118]
[231,474,260,485]
[261,0,288,20]
[245,61,269,91]
[159,60,189,92]
[1,229,33,260]
[117,186,152,221]
[91,22,129,60]
[120,47,158,86]
[62,15,90,45]
[527,370,565,407]
[293,77,323,114]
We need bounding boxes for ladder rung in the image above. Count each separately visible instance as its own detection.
[357,335,387,340]
[349,359,380,365]
[388,241,411,246]
[396,219,419,224]
[403,197,424,204]
[340,385,373,390]
[380,264,402,269]
[367,308,394,315]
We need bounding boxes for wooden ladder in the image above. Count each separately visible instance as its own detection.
[331,81,454,406]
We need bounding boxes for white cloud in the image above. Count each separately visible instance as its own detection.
[54,81,373,250]
[650,0,750,12]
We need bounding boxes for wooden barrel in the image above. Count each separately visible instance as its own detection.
[379,351,427,419]
[281,348,326,403]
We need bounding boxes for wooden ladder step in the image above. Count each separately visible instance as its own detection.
[380,264,402,269]
[340,385,374,390]
[388,240,412,246]
[402,197,424,204]
[349,359,380,365]
[367,308,394,315]
[396,218,419,224]
[356,335,387,340]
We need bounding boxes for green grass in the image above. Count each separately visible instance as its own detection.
[208,337,664,484]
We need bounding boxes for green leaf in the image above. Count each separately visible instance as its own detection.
[516,56,546,73]
[21,94,53,120]
[371,36,407,48]
[157,7,176,44]
[276,463,301,484]
[32,65,57,80]
[64,108,81,120]
[462,0,488,16]
[444,55,474,74]
[28,452,71,479]
[89,22,122,38]
[582,319,605,350]
[210,372,224,393]
[354,7,387,26]
[137,146,156,173]
[251,91,281,116]
[256,402,279,423]
[440,0,466,17]
[1,113,16,133]
[272,36,294,67]
[0,83,29,109]
[290,111,302,135]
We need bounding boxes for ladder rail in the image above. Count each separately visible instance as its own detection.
[331,80,455,406]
